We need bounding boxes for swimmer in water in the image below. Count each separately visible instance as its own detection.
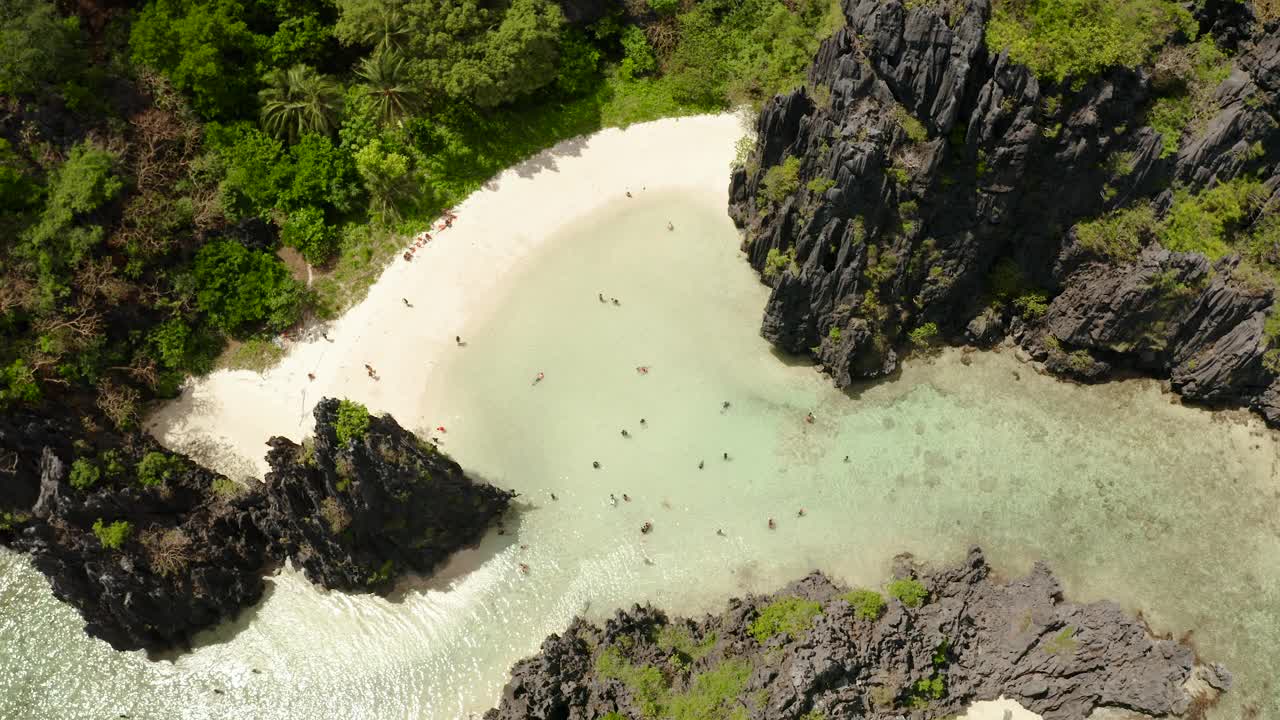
[667,221,674,231]
[721,401,731,412]
[698,460,704,469]
[611,297,621,306]
[593,461,600,469]
[723,452,730,461]
[621,429,630,437]
[623,494,631,502]
[797,508,806,517]
[716,529,725,536]
[598,292,606,303]
[533,371,545,385]
[844,455,850,463]
[640,418,647,427]
[549,492,557,501]
[519,563,529,574]
[768,518,776,530]
[805,412,815,424]
[610,494,618,506]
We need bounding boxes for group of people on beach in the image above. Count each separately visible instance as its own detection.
[402,208,457,262]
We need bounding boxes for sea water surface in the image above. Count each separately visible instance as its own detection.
[2,191,1278,720]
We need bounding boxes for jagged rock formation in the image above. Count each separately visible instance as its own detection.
[259,398,515,593]
[0,410,272,652]
[0,398,511,651]
[485,548,1229,720]
[729,0,1280,424]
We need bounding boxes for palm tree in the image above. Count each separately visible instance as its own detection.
[350,4,410,53]
[259,65,344,142]
[356,49,420,126]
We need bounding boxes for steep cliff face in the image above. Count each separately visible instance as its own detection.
[0,410,272,652]
[259,398,515,593]
[729,0,1280,423]
[485,548,1228,720]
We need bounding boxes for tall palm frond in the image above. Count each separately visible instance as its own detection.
[357,5,411,53]
[356,49,420,126]
[259,65,344,143]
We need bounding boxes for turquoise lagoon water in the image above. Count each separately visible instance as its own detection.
[1,191,1277,719]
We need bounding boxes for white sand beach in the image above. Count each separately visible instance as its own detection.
[962,697,1045,720]
[146,113,749,478]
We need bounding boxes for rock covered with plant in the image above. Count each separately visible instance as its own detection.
[259,398,515,593]
[484,548,1228,720]
[729,0,1280,424]
[0,409,272,652]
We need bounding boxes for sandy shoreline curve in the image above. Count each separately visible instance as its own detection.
[146,113,749,477]
[144,111,1046,720]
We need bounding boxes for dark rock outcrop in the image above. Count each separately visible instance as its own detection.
[0,409,272,652]
[485,548,1227,720]
[0,398,512,651]
[259,398,514,593]
[729,0,1280,425]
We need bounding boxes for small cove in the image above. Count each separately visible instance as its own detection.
[1,190,1277,720]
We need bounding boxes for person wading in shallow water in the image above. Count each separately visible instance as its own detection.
[532,371,545,385]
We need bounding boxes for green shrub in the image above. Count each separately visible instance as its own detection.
[1160,179,1269,259]
[136,451,185,487]
[887,578,929,608]
[1146,37,1232,158]
[334,399,371,444]
[281,206,339,265]
[1013,292,1050,320]
[764,247,798,279]
[842,589,886,620]
[0,359,41,407]
[748,597,823,642]
[761,156,802,204]
[828,326,842,342]
[911,674,947,705]
[619,26,657,80]
[655,625,717,662]
[595,647,667,717]
[986,0,1195,83]
[807,177,836,195]
[554,29,601,96]
[1074,202,1159,261]
[69,459,101,491]
[211,476,245,498]
[908,323,939,349]
[893,105,929,143]
[648,0,681,15]
[92,519,132,550]
[665,659,752,720]
[193,239,303,336]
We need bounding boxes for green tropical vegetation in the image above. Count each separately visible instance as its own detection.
[841,589,886,620]
[887,578,929,608]
[0,0,847,450]
[335,399,372,444]
[92,519,133,550]
[986,0,1195,83]
[748,597,823,642]
[595,645,754,720]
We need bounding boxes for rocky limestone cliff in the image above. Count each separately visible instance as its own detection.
[259,398,515,593]
[484,548,1229,720]
[0,410,271,652]
[729,0,1280,424]
[0,398,512,651]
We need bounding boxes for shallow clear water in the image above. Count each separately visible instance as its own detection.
[2,192,1278,719]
